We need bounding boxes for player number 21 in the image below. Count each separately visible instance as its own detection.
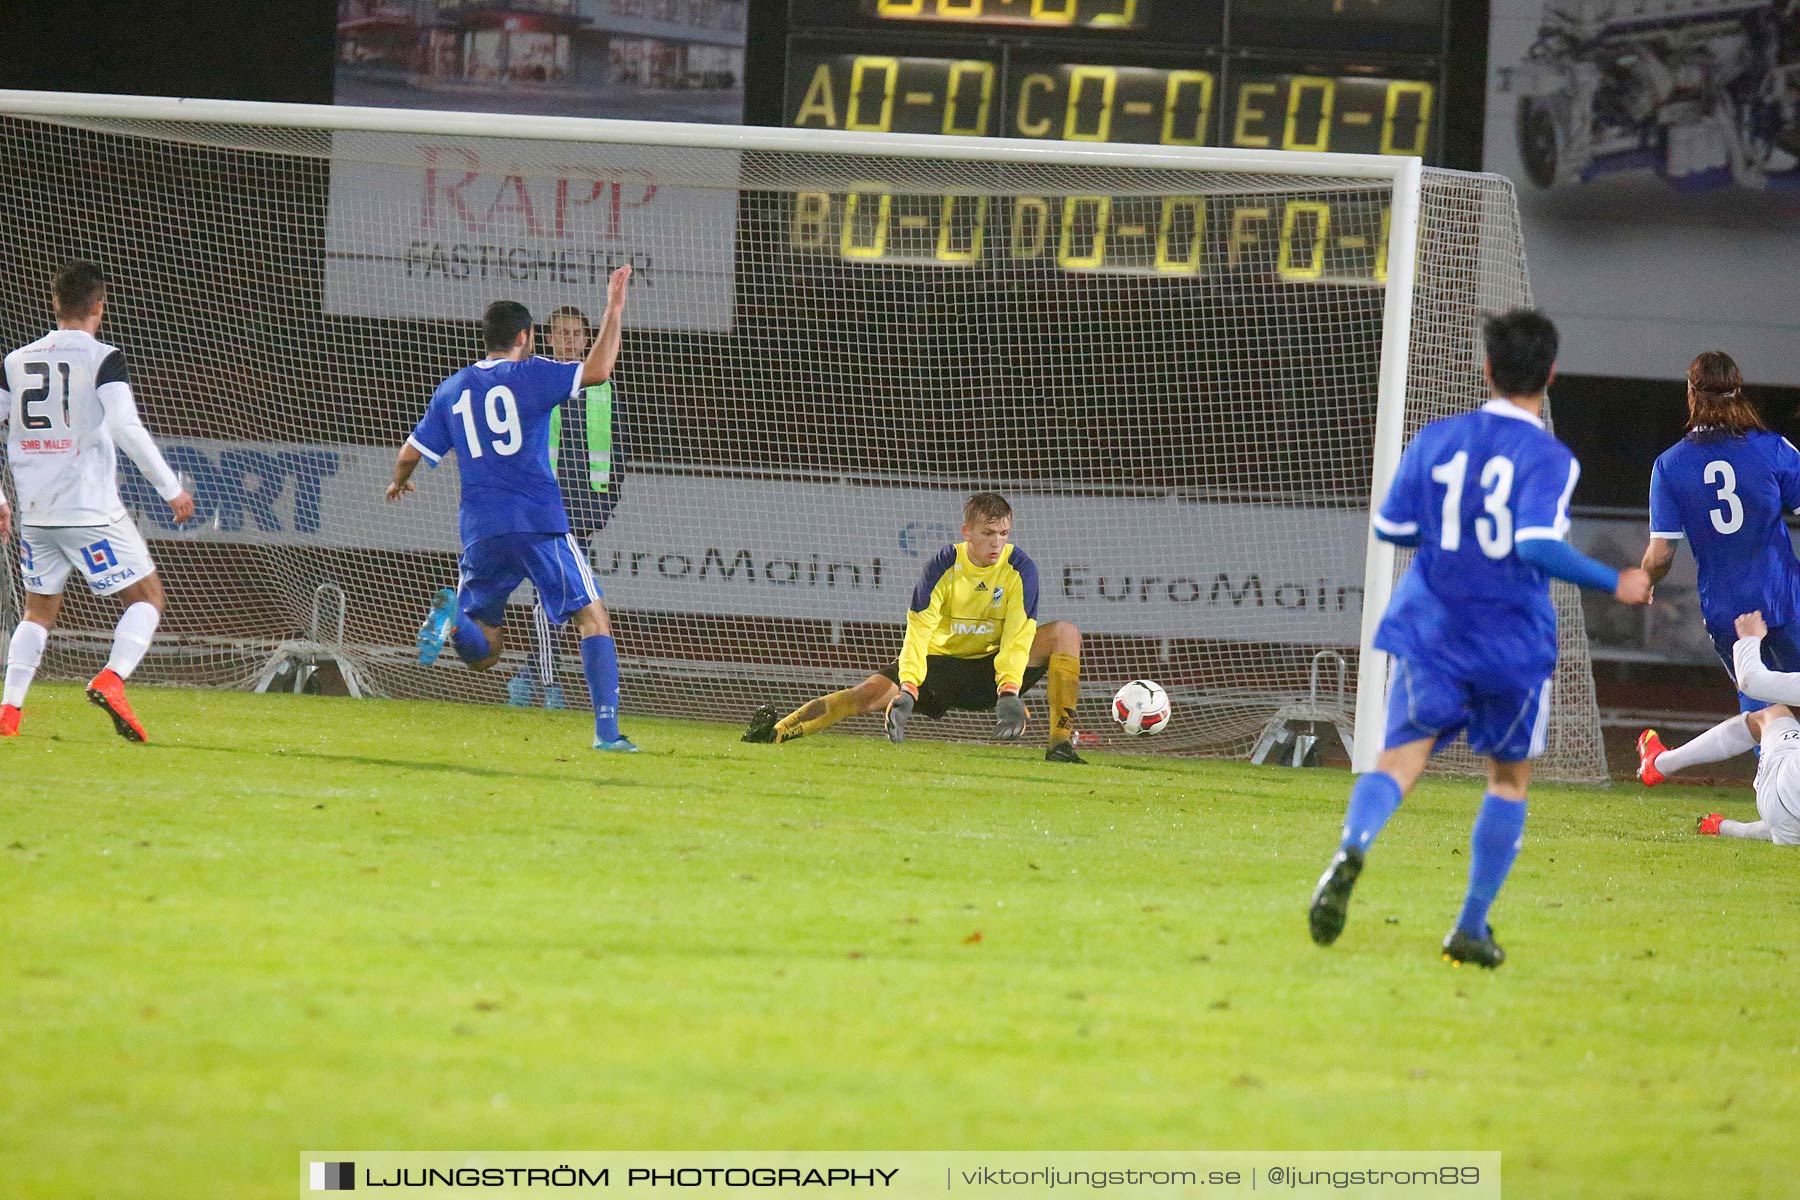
[450,385,523,459]
[1430,451,1515,559]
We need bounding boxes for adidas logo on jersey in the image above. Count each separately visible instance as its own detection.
[973,582,988,591]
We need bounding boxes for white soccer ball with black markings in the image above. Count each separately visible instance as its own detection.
[1112,679,1171,736]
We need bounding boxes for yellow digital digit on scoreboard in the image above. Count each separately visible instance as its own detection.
[936,195,988,263]
[846,57,899,132]
[1277,200,1330,281]
[1154,196,1205,274]
[842,187,894,257]
[1379,80,1433,156]
[1062,66,1118,142]
[1281,77,1335,154]
[1089,0,1137,27]
[1011,197,1052,260]
[1160,71,1212,146]
[1057,195,1111,269]
[944,60,995,135]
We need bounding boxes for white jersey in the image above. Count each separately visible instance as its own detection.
[1751,715,1800,845]
[1,329,184,526]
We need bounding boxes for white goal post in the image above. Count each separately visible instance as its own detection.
[0,90,1606,780]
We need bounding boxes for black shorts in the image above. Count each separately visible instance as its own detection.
[878,654,1049,719]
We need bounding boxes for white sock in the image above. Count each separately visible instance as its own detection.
[1657,715,1756,774]
[1720,819,1773,841]
[4,620,49,708]
[105,602,161,680]
[534,601,555,685]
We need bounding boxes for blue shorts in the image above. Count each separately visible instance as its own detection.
[1384,656,1553,763]
[458,532,601,627]
[1708,621,1800,713]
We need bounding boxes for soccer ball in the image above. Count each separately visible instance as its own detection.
[1112,679,1171,736]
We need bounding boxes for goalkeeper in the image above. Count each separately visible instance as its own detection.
[742,492,1086,763]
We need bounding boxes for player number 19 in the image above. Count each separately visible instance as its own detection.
[451,385,523,459]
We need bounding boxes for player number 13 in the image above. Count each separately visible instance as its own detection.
[1430,450,1515,559]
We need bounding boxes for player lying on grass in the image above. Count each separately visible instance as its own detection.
[387,266,638,753]
[1639,351,1800,712]
[0,260,196,742]
[1637,610,1800,844]
[741,491,1087,763]
[1309,309,1654,969]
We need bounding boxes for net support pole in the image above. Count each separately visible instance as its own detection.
[1351,156,1425,775]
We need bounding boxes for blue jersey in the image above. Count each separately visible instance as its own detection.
[1649,430,1800,633]
[1372,400,1582,681]
[408,355,582,547]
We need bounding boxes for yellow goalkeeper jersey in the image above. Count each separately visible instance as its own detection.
[898,542,1040,692]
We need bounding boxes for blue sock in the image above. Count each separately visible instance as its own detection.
[581,634,621,742]
[1340,771,1404,852]
[451,613,490,665]
[1456,793,1528,937]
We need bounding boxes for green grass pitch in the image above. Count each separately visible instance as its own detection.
[4,683,1796,1199]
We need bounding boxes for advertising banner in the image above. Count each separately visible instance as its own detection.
[1484,1,1800,386]
[324,131,737,332]
[120,440,1369,644]
[120,437,1729,659]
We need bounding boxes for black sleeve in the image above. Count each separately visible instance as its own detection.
[96,349,130,388]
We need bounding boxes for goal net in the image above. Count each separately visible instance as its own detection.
[0,92,1606,781]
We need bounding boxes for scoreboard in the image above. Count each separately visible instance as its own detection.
[773,1,1449,276]
[783,1,1448,155]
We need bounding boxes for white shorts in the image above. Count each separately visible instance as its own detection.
[1751,717,1800,845]
[19,517,157,598]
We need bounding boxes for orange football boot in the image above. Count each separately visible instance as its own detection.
[86,669,147,743]
[1637,729,1668,786]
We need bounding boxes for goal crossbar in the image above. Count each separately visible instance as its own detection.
[0,89,1420,180]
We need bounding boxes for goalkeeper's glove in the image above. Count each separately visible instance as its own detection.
[994,690,1027,741]
[887,687,916,744]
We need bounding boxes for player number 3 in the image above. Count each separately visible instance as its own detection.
[1703,459,1743,535]
[450,385,523,459]
[1430,450,1516,559]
